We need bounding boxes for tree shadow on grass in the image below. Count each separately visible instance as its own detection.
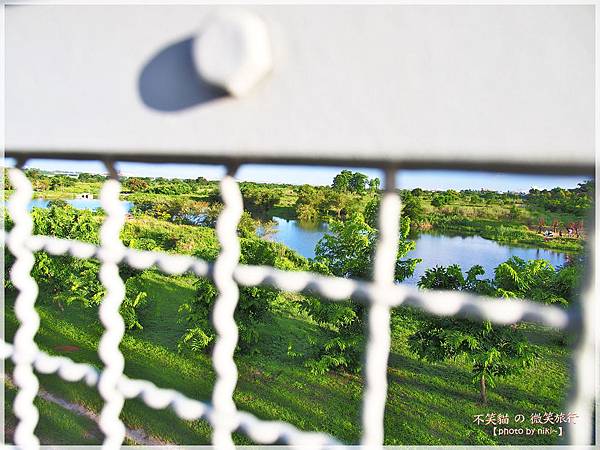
[388,352,566,425]
[234,358,362,442]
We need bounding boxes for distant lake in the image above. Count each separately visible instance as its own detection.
[28,198,133,212]
[266,217,568,283]
[264,217,329,260]
[404,232,568,284]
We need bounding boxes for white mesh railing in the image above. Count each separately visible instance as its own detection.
[2,161,596,449]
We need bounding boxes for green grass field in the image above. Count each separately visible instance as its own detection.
[5,270,570,445]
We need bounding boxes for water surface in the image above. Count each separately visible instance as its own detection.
[404,233,567,283]
[265,217,328,259]
[266,217,568,284]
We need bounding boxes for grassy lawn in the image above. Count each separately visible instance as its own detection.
[4,382,102,445]
[5,271,570,445]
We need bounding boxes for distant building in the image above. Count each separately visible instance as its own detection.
[76,192,93,199]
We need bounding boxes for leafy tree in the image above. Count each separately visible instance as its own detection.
[431,194,450,208]
[179,238,310,354]
[178,277,277,353]
[537,218,545,233]
[446,189,460,201]
[125,177,149,192]
[348,172,369,194]
[417,264,492,294]
[526,181,594,217]
[303,210,419,373]
[49,175,75,190]
[402,194,425,224]
[368,178,380,192]
[31,177,50,191]
[493,256,572,306]
[409,264,537,404]
[131,198,205,224]
[295,185,326,221]
[25,168,43,179]
[332,170,353,192]
[332,170,373,194]
[144,179,193,195]
[5,204,149,331]
[363,197,380,229]
[77,172,107,183]
[507,204,522,221]
[201,202,223,227]
[240,185,279,215]
[322,189,353,218]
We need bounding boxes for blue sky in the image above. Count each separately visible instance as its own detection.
[3,158,591,192]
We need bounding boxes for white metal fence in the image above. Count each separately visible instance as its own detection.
[2,159,595,449]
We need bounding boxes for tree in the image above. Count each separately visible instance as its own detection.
[77,172,106,183]
[145,179,193,195]
[303,210,419,373]
[179,238,311,354]
[125,177,149,192]
[409,264,537,404]
[31,177,50,191]
[240,185,279,215]
[25,168,43,179]
[402,194,425,224]
[525,181,593,217]
[322,189,352,218]
[537,218,545,233]
[49,175,74,190]
[368,178,380,192]
[348,172,369,194]
[131,198,205,224]
[332,170,353,192]
[508,205,522,221]
[178,278,276,353]
[493,256,572,306]
[446,189,460,201]
[431,194,449,208]
[9,203,150,330]
[295,185,326,221]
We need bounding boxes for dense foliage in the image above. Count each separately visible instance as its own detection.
[302,210,419,374]
[331,170,379,194]
[408,258,580,402]
[526,181,594,217]
[4,205,149,330]
[178,238,313,353]
[240,183,281,215]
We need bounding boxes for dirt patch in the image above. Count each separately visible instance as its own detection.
[53,345,80,353]
[4,374,174,446]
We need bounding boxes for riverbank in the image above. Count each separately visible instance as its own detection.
[7,179,589,255]
[421,217,584,253]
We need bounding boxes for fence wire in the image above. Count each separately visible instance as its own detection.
[2,164,595,448]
